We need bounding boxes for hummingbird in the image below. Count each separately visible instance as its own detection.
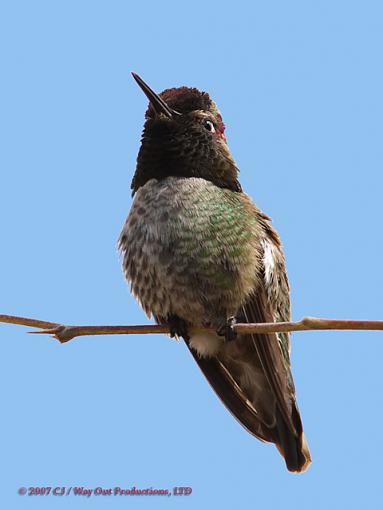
[118,73,311,472]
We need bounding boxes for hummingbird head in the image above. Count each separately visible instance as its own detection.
[130,73,241,194]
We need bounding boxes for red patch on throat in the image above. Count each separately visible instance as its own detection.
[217,114,226,140]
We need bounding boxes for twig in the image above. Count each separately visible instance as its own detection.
[1,314,383,344]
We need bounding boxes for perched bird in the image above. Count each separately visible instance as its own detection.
[119,73,311,473]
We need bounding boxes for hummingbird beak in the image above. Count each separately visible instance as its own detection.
[132,72,181,119]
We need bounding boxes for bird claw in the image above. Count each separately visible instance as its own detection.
[216,316,237,342]
[167,315,190,340]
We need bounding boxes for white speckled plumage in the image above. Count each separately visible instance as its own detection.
[119,176,263,332]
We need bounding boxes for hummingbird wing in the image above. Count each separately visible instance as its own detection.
[185,217,311,472]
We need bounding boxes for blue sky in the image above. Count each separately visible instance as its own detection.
[1,1,383,508]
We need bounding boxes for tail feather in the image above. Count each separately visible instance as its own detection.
[185,337,311,473]
[274,406,311,473]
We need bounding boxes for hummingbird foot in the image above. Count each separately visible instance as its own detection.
[167,315,190,341]
[216,316,237,342]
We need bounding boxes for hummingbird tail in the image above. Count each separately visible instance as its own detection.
[274,404,311,473]
[186,337,312,473]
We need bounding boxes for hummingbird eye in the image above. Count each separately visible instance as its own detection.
[203,119,215,133]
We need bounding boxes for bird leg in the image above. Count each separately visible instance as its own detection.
[216,316,237,342]
[166,314,190,340]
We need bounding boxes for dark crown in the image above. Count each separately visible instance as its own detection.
[146,87,212,117]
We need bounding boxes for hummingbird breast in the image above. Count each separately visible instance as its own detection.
[118,176,263,327]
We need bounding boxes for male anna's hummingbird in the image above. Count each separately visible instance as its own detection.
[119,73,311,472]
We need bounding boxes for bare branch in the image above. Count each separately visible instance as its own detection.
[1,313,383,344]
[0,314,60,330]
